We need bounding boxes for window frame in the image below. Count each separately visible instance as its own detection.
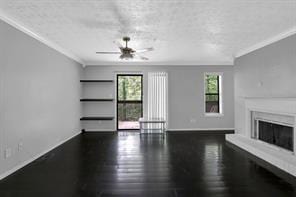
[204,72,223,117]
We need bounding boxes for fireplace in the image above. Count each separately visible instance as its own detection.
[258,120,293,151]
[226,98,296,177]
[251,111,294,152]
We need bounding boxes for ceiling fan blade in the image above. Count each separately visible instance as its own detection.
[113,40,124,49]
[134,54,149,60]
[96,52,121,54]
[134,47,154,53]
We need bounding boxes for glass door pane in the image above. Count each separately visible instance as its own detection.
[117,75,143,130]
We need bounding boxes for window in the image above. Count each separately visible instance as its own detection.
[205,73,222,114]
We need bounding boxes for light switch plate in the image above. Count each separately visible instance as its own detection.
[18,142,23,152]
[5,148,12,158]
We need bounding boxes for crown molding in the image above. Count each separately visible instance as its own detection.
[235,27,296,58]
[85,60,234,67]
[0,11,84,65]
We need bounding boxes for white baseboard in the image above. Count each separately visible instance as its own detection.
[167,128,234,131]
[0,131,81,180]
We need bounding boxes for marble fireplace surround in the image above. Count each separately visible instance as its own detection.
[226,98,296,176]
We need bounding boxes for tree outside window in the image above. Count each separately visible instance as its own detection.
[205,74,220,113]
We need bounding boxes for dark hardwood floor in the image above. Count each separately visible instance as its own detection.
[0,131,295,197]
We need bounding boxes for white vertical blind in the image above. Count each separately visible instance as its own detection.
[147,72,168,128]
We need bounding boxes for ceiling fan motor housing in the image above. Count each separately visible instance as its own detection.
[122,37,130,42]
[120,53,134,60]
[122,47,134,53]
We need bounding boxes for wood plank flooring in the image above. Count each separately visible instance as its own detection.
[0,131,295,197]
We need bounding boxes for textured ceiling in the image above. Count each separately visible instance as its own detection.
[0,0,295,65]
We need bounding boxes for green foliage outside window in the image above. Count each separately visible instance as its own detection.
[205,75,219,103]
[118,103,142,121]
[118,76,142,101]
[206,75,218,94]
[118,75,142,121]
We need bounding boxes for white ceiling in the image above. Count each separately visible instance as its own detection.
[0,0,295,65]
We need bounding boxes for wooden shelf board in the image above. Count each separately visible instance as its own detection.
[80,80,114,83]
[80,116,114,121]
[80,99,114,102]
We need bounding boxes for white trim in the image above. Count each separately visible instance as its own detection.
[0,11,84,64]
[0,131,81,180]
[254,117,294,128]
[168,128,234,131]
[85,61,234,66]
[204,113,224,117]
[114,71,143,74]
[235,27,296,58]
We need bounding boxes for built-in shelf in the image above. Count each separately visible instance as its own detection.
[80,116,114,121]
[81,129,116,133]
[80,99,114,102]
[80,80,114,83]
[81,79,115,131]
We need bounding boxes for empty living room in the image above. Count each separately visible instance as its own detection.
[0,0,296,196]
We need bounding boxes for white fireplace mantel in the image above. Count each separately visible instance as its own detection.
[226,97,296,177]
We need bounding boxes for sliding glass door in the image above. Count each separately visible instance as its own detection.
[117,75,143,130]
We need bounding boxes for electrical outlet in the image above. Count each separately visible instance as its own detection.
[18,142,23,152]
[190,118,196,123]
[258,81,263,87]
[5,148,12,158]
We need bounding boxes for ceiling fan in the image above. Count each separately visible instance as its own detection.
[96,37,153,60]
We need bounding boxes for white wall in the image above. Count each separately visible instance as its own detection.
[234,34,296,135]
[0,20,82,177]
[83,65,234,131]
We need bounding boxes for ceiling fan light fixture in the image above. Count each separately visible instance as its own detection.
[120,53,134,60]
[96,37,153,61]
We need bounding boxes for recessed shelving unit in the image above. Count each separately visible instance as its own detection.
[80,78,116,132]
[80,99,114,102]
